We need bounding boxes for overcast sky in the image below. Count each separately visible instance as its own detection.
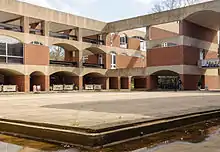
[18,0,158,22]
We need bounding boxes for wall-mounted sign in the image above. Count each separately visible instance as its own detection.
[201,59,220,68]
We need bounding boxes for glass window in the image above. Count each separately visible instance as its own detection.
[111,52,116,69]
[0,56,6,63]
[8,57,23,64]
[0,43,6,55]
[7,43,23,56]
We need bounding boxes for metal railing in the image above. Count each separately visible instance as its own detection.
[0,23,22,32]
[30,28,43,35]
[83,63,104,69]
[50,60,78,67]
[49,32,77,40]
[82,37,105,45]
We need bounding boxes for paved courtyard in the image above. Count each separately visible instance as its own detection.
[0,91,220,129]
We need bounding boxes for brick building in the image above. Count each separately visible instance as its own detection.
[0,0,219,92]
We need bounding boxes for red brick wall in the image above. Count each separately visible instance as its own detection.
[134,78,146,88]
[147,45,200,67]
[180,74,200,90]
[24,44,49,65]
[180,20,218,43]
[150,27,179,40]
[117,55,146,68]
[128,38,140,50]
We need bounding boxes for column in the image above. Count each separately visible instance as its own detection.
[76,27,83,42]
[105,77,109,90]
[44,75,50,92]
[75,76,83,90]
[20,16,29,33]
[42,21,49,36]
[75,51,83,68]
[145,26,150,66]
[118,77,121,90]
[146,76,157,91]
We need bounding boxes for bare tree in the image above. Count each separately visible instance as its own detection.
[49,46,65,61]
[152,0,206,12]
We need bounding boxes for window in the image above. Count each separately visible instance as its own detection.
[98,54,103,65]
[120,34,128,48]
[0,35,23,64]
[200,49,205,60]
[110,52,116,69]
[140,40,147,51]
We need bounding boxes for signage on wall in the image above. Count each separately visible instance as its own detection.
[201,59,220,68]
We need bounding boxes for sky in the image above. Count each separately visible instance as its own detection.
[18,0,158,22]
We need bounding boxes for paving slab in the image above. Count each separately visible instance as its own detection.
[0,92,220,129]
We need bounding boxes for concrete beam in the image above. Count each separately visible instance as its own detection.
[105,0,220,32]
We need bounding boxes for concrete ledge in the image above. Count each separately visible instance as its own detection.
[0,109,220,148]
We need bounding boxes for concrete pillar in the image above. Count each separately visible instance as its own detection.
[42,21,49,36]
[20,16,29,33]
[105,77,109,90]
[145,26,150,66]
[76,27,83,42]
[75,51,83,67]
[118,77,121,90]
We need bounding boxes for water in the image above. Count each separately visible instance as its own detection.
[1,118,220,152]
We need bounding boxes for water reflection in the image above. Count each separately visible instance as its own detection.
[1,119,220,152]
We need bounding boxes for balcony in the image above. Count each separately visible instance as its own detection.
[30,28,43,35]
[82,37,105,45]
[83,63,104,69]
[49,32,77,40]
[0,23,22,32]
[198,59,220,69]
[50,60,78,67]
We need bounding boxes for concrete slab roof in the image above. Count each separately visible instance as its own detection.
[0,0,107,32]
[105,0,220,32]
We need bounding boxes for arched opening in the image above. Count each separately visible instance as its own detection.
[30,71,46,91]
[49,43,79,67]
[0,35,23,64]
[131,76,147,90]
[83,72,107,90]
[151,70,180,90]
[50,71,78,91]
[0,69,25,92]
[83,47,106,69]
[120,77,130,89]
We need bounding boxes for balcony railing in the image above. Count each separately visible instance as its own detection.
[0,23,22,32]
[49,32,77,40]
[83,63,104,69]
[30,28,43,35]
[82,37,105,45]
[50,60,78,67]
[198,59,220,68]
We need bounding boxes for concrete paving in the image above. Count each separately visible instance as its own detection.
[0,91,220,129]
